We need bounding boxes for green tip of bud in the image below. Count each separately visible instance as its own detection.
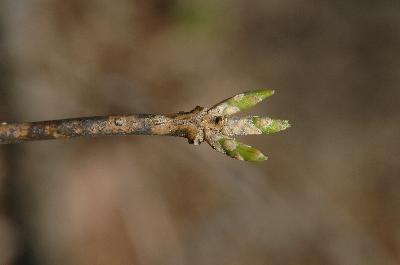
[209,89,276,116]
[253,88,275,99]
[218,138,267,162]
[252,117,291,134]
[225,89,274,114]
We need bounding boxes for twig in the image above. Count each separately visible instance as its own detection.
[0,89,290,161]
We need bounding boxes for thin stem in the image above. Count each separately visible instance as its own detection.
[0,106,206,144]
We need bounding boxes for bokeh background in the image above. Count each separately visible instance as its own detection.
[1,0,400,264]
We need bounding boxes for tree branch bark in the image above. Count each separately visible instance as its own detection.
[0,106,206,145]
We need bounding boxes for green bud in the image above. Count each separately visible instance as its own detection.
[252,117,291,134]
[210,89,275,116]
[218,138,267,162]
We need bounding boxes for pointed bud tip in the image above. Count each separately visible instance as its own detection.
[252,117,291,134]
[210,89,276,116]
[251,153,268,162]
[236,145,268,162]
[260,88,275,95]
[218,138,268,162]
[249,88,275,100]
[280,120,291,130]
[227,89,275,113]
[269,119,291,133]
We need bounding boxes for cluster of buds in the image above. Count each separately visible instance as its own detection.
[203,89,290,162]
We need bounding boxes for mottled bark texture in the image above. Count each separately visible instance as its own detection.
[0,107,206,145]
[0,89,290,161]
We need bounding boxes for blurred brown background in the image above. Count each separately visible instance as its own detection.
[0,0,399,264]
